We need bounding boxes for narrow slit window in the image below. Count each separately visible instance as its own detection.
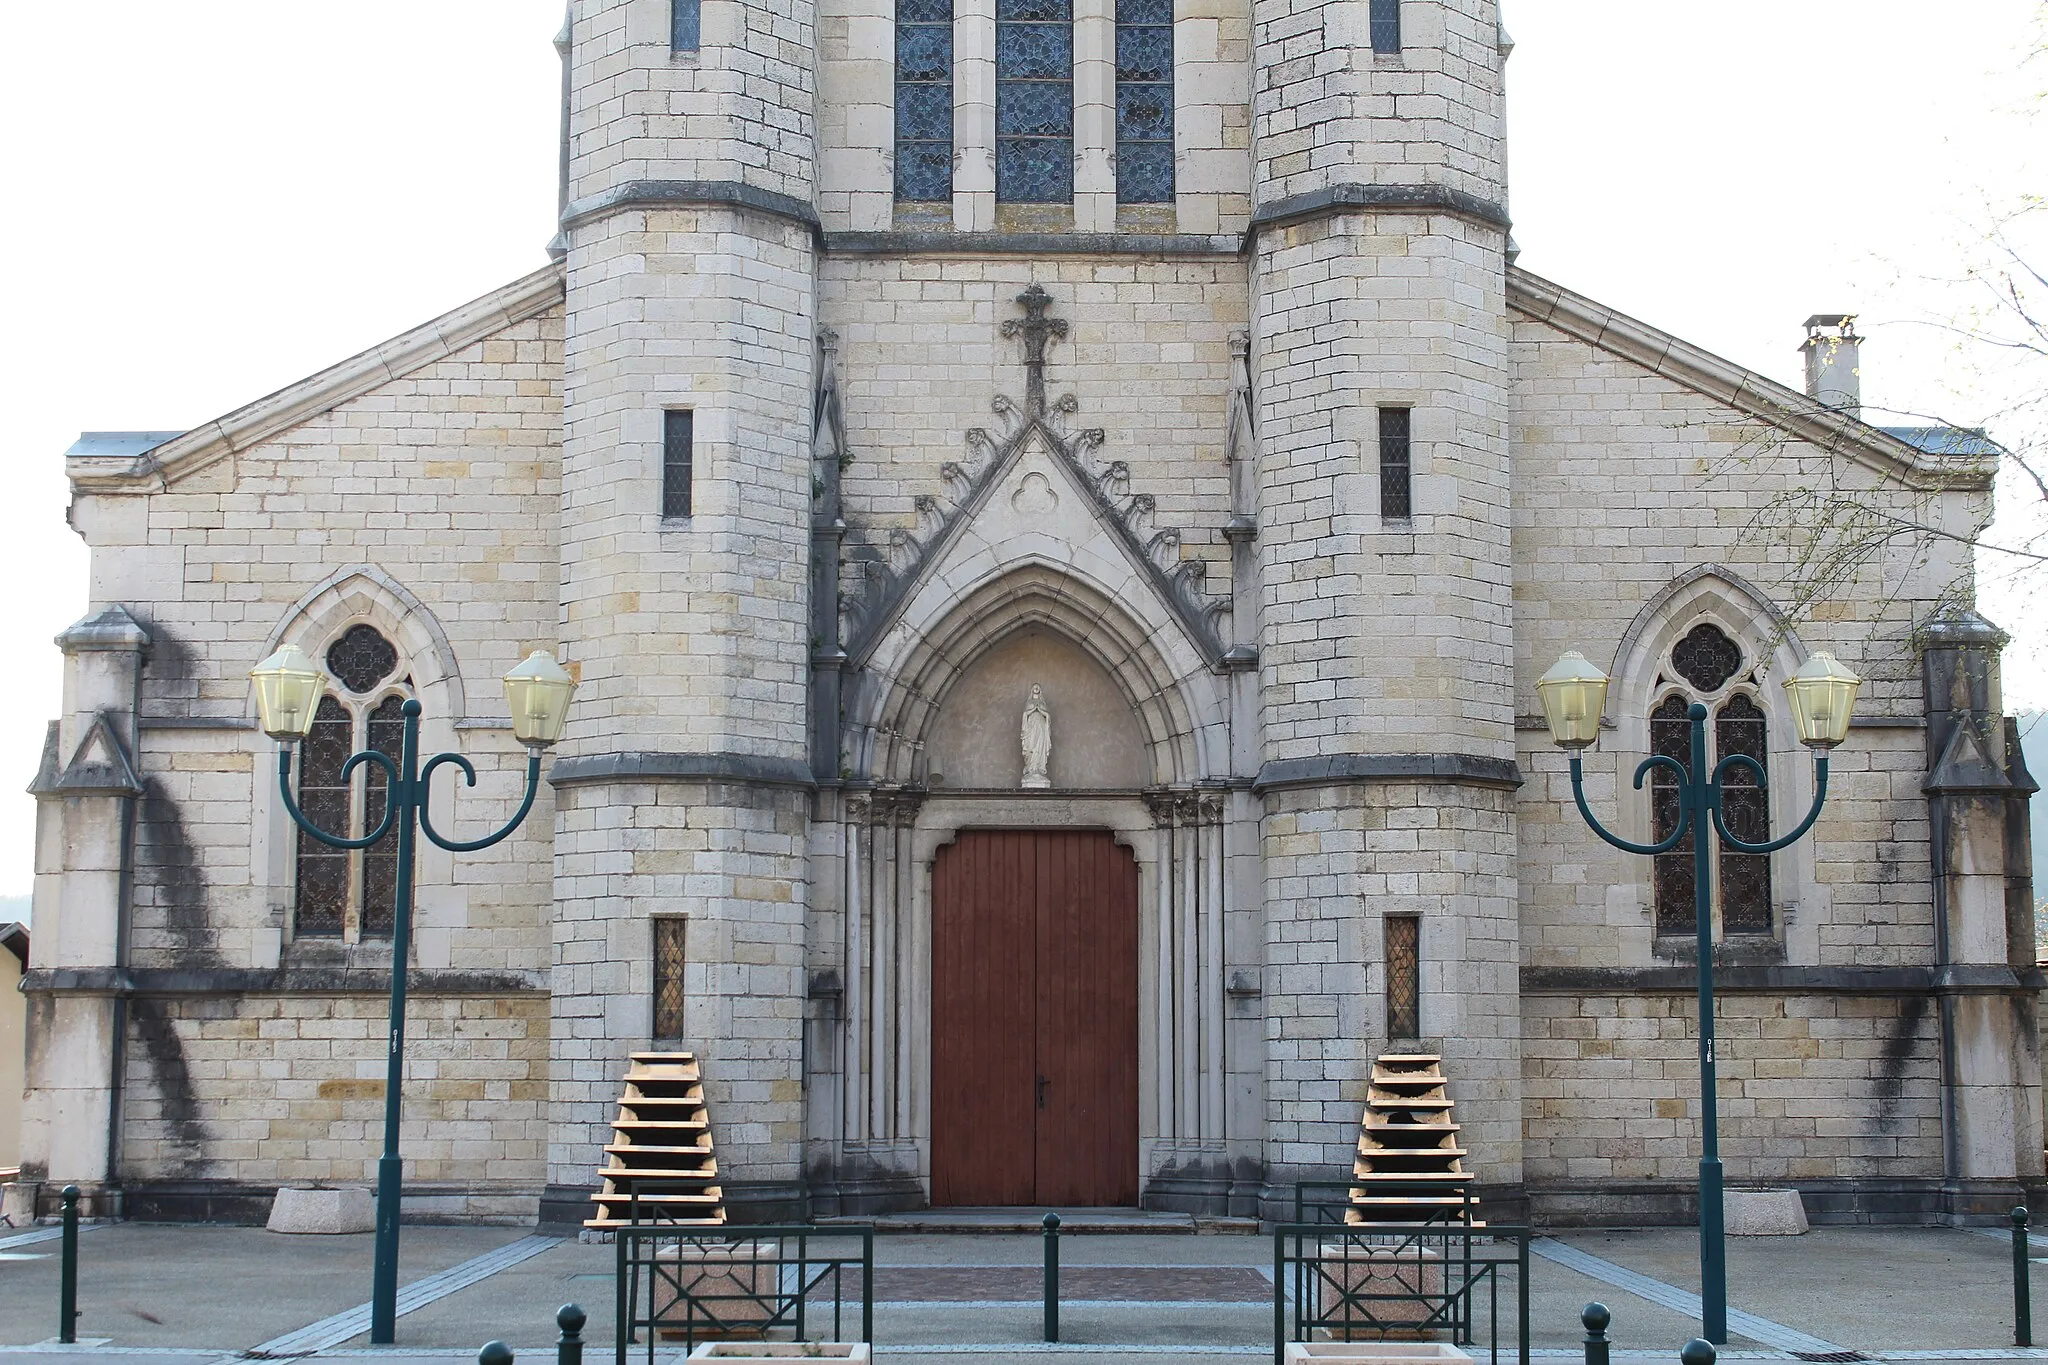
[1369,0,1400,53]
[1114,0,1173,203]
[653,918,688,1040]
[1385,915,1421,1040]
[996,0,1074,202]
[895,0,953,201]
[672,0,701,51]
[663,409,694,520]
[1378,406,1412,520]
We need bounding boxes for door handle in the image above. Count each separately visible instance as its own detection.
[1036,1075,1048,1110]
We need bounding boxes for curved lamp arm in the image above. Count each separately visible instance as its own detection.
[1570,751,1694,856]
[416,750,545,853]
[1711,751,1830,854]
[276,746,401,850]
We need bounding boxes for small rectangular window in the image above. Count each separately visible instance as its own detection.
[1378,406,1411,520]
[1369,0,1400,54]
[672,0,701,51]
[663,409,694,519]
[653,917,688,1040]
[1385,915,1421,1040]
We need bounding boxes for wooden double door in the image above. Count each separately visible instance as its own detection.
[930,829,1140,1206]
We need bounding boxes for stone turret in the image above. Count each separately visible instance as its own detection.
[543,0,822,1222]
[1246,0,1521,1213]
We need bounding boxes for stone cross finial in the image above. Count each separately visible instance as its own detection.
[1001,283,1068,416]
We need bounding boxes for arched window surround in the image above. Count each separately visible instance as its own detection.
[1602,568,1831,963]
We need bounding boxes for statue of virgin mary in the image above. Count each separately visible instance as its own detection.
[1021,684,1052,788]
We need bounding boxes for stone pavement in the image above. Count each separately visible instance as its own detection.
[0,1223,2043,1364]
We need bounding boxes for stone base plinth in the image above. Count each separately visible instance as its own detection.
[1315,1243,1444,1341]
[1725,1189,1808,1236]
[267,1186,375,1234]
[1286,1344,1472,1365]
[654,1240,784,1340]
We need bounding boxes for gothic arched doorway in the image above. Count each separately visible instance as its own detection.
[929,828,1140,1205]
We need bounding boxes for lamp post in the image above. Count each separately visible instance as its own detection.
[1534,648,1860,1344]
[250,644,576,1344]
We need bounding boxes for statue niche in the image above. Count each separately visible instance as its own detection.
[924,627,1147,790]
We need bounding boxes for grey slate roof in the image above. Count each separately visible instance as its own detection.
[1878,425,2004,458]
[64,431,187,459]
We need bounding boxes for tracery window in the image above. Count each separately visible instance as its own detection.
[1114,0,1173,203]
[895,0,953,201]
[293,624,412,940]
[1647,623,1774,937]
[995,0,1074,202]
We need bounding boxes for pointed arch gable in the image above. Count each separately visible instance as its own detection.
[850,559,1225,787]
[260,564,467,724]
[1610,564,1807,699]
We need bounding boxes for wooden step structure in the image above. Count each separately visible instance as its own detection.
[1346,1053,1481,1227]
[586,1051,727,1231]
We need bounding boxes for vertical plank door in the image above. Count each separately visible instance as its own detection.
[930,829,1139,1206]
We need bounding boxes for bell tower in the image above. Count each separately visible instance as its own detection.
[544,0,822,1222]
[1247,0,1522,1211]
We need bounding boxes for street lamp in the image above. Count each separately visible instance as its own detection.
[250,645,576,1344]
[1535,647,1858,1344]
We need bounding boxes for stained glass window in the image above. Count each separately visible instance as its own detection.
[653,918,688,1040]
[359,696,407,938]
[294,695,352,938]
[1114,0,1172,203]
[895,0,953,201]
[1384,915,1420,1040]
[996,0,1073,202]
[1716,693,1773,934]
[1369,0,1400,53]
[1672,623,1742,693]
[663,409,695,519]
[1649,694,1695,937]
[1379,406,1412,520]
[672,0,701,51]
[328,624,398,695]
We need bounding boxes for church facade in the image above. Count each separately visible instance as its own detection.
[12,0,2044,1227]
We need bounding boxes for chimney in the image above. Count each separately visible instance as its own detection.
[1801,314,1862,413]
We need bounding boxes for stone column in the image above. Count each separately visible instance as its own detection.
[1920,611,2047,1219]
[13,607,151,1221]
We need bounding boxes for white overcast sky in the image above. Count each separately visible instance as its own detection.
[1,2,2042,903]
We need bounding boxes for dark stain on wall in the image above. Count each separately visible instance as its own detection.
[128,996,210,1171]
[1874,994,1930,1134]
[135,776,222,967]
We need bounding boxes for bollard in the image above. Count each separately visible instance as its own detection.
[58,1185,80,1345]
[1043,1212,1061,1343]
[2016,1207,2033,1348]
[557,1302,586,1365]
[1581,1303,1611,1365]
[1680,1340,1715,1365]
[479,1342,515,1365]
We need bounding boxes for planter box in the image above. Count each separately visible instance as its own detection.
[1314,1243,1444,1342]
[689,1346,870,1363]
[1287,1345,1471,1365]
[1725,1189,1807,1236]
[652,1239,785,1339]
[267,1186,375,1235]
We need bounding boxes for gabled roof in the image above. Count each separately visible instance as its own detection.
[1507,267,1994,492]
[69,262,566,495]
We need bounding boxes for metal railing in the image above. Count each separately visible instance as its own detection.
[1273,1213,1529,1365]
[612,1196,873,1364]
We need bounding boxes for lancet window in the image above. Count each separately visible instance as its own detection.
[995,0,1074,201]
[895,0,954,201]
[1648,623,1774,938]
[1114,0,1173,202]
[293,624,412,940]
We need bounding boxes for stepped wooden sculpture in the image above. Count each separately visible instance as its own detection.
[1346,1052,1481,1227]
[586,1051,727,1230]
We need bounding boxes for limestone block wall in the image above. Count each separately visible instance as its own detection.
[820,255,1250,607]
[1522,991,1943,1190]
[547,779,810,1198]
[569,0,817,206]
[119,991,549,1221]
[1259,781,1520,1188]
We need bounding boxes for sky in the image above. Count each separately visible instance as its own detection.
[0,2,2042,906]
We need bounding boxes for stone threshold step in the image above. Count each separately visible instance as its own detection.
[816,1207,1260,1235]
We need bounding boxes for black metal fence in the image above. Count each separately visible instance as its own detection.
[1276,1182,1529,1365]
[611,1208,873,1365]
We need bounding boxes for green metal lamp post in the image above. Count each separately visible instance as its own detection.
[1535,648,1860,1345]
[250,644,577,1345]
